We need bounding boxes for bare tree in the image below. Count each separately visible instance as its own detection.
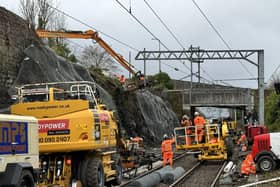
[80,45,118,72]
[19,0,38,28]
[37,0,55,29]
[19,0,58,30]
[49,11,66,31]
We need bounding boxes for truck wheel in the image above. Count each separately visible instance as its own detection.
[18,170,35,187]
[257,155,276,172]
[111,163,122,185]
[87,158,104,187]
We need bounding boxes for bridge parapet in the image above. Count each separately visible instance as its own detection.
[182,88,253,108]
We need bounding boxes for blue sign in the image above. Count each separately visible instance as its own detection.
[0,121,28,154]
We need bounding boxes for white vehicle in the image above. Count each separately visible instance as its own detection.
[0,114,39,186]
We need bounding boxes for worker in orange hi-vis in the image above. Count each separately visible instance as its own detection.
[161,134,175,167]
[241,153,256,175]
[130,136,143,147]
[115,74,126,85]
[119,75,126,84]
[193,112,205,143]
[237,131,248,152]
[181,115,193,145]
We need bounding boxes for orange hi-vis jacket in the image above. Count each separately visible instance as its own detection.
[131,137,143,143]
[241,153,256,175]
[194,116,205,130]
[161,138,175,153]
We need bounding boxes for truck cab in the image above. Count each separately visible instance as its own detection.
[0,114,39,186]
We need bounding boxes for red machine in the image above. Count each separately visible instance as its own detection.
[251,133,280,172]
[244,124,267,144]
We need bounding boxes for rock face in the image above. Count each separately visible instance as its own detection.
[0,7,38,107]
[115,89,179,145]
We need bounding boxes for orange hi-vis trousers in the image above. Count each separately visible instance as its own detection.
[162,152,173,166]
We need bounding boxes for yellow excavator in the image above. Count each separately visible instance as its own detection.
[36,29,145,91]
[11,81,121,187]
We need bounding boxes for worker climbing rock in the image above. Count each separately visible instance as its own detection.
[193,112,205,143]
[237,131,248,152]
[181,115,193,145]
[241,153,256,175]
[161,134,175,167]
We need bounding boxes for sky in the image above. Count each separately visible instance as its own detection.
[1,0,280,89]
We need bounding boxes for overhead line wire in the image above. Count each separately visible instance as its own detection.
[115,0,169,50]
[143,0,185,49]
[47,3,139,52]
[191,0,254,77]
[143,0,217,84]
[115,0,193,75]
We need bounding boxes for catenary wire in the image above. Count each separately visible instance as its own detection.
[143,0,219,84]
[116,0,220,84]
[47,3,139,52]
[191,0,254,77]
[115,0,169,50]
[143,0,185,49]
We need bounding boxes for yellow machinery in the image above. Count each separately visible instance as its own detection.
[174,123,233,160]
[223,120,239,142]
[11,81,121,187]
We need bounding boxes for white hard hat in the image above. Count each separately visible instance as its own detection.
[163,134,168,139]
[194,112,199,116]
[182,115,189,119]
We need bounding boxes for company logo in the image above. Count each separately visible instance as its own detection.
[38,119,69,133]
[0,121,28,154]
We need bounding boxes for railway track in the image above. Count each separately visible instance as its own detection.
[119,151,190,187]
[169,160,227,187]
[119,150,226,187]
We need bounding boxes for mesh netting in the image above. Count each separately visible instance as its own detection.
[11,44,116,110]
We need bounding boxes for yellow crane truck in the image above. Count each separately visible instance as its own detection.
[0,114,39,186]
[11,81,121,187]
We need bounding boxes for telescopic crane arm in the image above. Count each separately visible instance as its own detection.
[36,29,136,75]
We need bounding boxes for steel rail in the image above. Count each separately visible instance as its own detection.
[120,151,189,187]
[169,162,201,187]
[210,161,227,187]
[169,161,226,187]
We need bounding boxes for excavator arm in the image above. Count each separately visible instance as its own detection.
[36,29,136,75]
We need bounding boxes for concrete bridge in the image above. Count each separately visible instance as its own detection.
[170,80,254,111]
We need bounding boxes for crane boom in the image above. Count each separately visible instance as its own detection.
[36,29,136,75]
